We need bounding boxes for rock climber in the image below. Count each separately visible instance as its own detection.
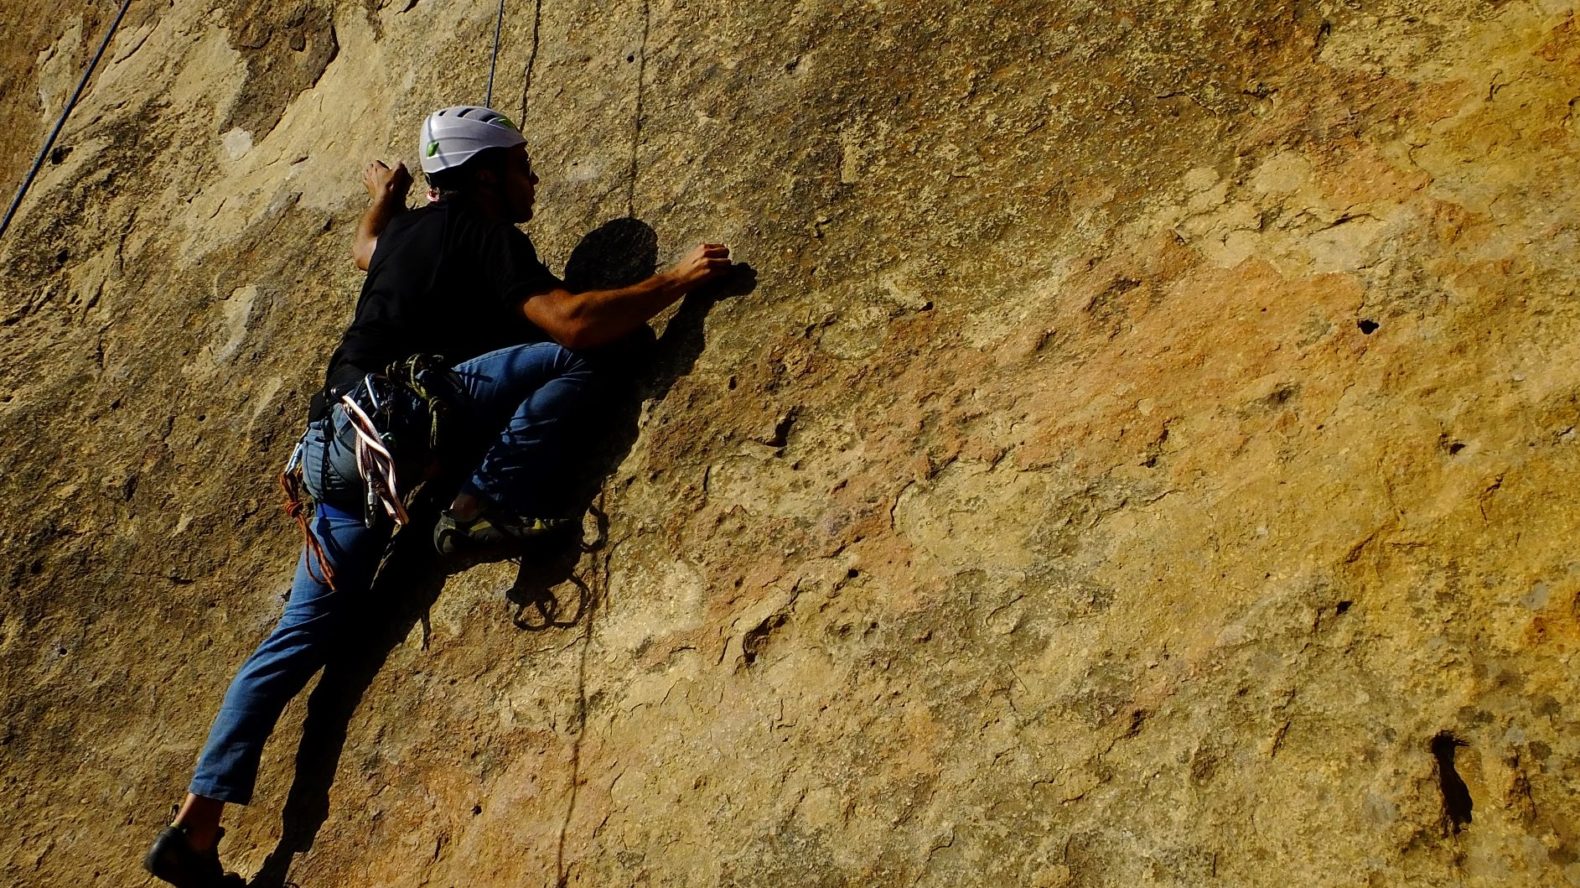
[142,105,734,887]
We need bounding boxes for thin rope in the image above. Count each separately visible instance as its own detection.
[485,0,507,108]
[0,0,135,245]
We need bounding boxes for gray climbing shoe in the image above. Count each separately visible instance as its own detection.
[433,508,574,561]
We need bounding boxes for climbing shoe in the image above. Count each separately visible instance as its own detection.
[433,508,575,561]
[142,825,245,887]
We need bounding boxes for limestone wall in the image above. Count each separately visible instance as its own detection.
[2,1,1578,885]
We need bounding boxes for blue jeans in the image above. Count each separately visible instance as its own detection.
[448,340,597,517]
[189,342,595,803]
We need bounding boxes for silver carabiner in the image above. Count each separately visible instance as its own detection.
[362,372,382,413]
[282,435,306,476]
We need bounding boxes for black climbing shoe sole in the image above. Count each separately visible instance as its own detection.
[143,826,245,888]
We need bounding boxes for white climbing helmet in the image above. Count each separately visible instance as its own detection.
[418,106,526,175]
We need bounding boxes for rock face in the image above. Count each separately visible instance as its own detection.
[3,1,1579,885]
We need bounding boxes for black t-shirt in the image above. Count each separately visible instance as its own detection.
[322,201,560,395]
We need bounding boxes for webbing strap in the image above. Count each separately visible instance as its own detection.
[340,394,411,526]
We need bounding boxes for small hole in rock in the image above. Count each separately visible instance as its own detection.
[472,805,482,816]
[1358,319,1380,335]
[1431,732,1474,834]
[1448,441,1465,455]
[55,249,70,265]
[1335,600,1352,615]
[626,54,635,63]
[49,146,71,165]
[847,568,860,579]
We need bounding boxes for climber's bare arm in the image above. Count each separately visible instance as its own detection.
[352,160,413,271]
[524,243,734,350]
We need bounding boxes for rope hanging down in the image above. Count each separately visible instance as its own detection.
[0,0,135,244]
[484,0,507,108]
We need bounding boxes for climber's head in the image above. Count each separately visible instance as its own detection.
[418,106,537,222]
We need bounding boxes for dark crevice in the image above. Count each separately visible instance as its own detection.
[552,517,620,888]
[763,407,799,448]
[1430,732,1473,834]
[518,0,543,123]
[1265,383,1298,407]
[742,613,788,666]
[626,0,651,216]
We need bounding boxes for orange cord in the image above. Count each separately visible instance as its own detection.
[280,470,338,592]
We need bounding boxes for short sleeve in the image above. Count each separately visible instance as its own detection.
[480,224,561,308]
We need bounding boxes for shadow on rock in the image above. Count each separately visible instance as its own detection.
[247,503,447,888]
[505,504,604,631]
[506,216,757,617]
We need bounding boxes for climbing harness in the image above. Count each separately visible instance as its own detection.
[0,0,135,244]
[338,354,455,528]
[277,355,455,580]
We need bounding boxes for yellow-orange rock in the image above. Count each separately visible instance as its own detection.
[2,1,1578,885]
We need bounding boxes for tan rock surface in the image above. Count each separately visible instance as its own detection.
[2,1,1579,885]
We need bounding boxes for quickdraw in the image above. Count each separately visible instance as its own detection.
[342,354,454,529]
[340,389,411,527]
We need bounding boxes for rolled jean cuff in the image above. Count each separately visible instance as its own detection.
[186,776,253,806]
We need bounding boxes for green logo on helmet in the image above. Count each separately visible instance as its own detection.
[490,116,517,130]
[426,141,440,157]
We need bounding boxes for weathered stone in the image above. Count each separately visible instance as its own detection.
[2,1,1579,885]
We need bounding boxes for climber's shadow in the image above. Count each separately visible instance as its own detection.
[248,505,449,888]
[504,506,603,631]
[247,217,755,887]
[503,217,756,618]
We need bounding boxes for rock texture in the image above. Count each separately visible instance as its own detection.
[3,1,1580,885]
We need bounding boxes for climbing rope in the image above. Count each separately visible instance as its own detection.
[484,0,507,108]
[0,0,135,244]
[280,468,339,592]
